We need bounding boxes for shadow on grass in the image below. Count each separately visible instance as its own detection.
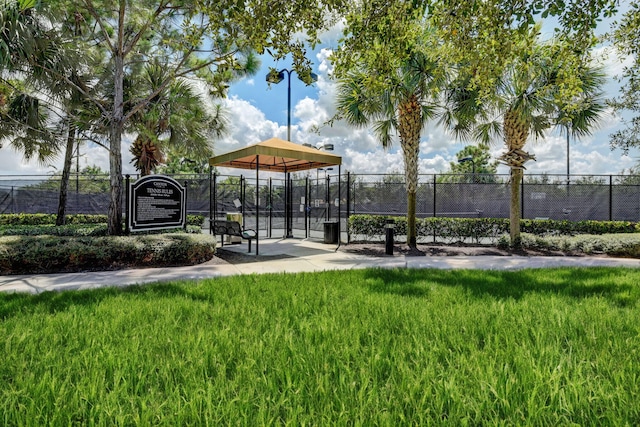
[363,267,639,307]
[0,282,213,320]
[1,268,638,320]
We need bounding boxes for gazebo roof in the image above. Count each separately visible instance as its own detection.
[209,137,342,173]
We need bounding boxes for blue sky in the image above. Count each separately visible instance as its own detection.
[213,19,639,178]
[1,12,638,178]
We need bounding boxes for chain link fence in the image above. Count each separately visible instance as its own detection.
[2,172,640,237]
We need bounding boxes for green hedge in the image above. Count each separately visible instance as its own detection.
[349,214,640,243]
[0,214,205,227]
[515,233,640,257]
[0,233,216,274]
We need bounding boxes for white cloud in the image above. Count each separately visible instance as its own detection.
[0,139,134,177]
[0,146,53,175]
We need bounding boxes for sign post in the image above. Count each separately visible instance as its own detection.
[127,175,186,232]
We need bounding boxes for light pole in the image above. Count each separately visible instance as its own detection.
[458,156,476,182]
[266,69,318,142]
[266,68,318,238]
[459,156,477,211]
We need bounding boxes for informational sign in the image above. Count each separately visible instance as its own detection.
[128,175,186,232]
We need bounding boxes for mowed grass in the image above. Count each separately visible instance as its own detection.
[1,268,640,425]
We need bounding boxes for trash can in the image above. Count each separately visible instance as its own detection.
[323,221,339,244]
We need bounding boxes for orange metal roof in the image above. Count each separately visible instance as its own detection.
[209,138,342,172]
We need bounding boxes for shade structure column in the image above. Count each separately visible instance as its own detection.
[286,172,293,238]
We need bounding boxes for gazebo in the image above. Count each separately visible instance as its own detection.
[209,137,342,255]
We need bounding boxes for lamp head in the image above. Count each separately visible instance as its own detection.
[297,71,318,86]
[458,156,473,163]
[266,69,285,84]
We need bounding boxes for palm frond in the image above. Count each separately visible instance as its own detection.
[372,119,395,150]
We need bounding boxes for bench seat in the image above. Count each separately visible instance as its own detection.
[211,220,256,253]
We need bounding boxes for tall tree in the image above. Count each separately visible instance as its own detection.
[442,30,605,248]
[29,0,347,235]
[2,1,103,225]
[332,0,614,248]
[0,0,67,163]
[128,60,235,176]
[335,25,445,248]
[441,144,499,183]
[553,65,606,179]
[607,1,640,155]
[334,0,617,100]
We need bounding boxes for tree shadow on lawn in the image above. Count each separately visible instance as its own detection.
[1,268,637,320]
[363,267,639,307]
[0,282,210,320]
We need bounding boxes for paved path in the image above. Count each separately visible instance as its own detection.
[2,239,639,294]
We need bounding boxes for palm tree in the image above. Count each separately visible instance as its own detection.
[335,31,444,248]
[553,66,606,181]
[0,0,65,163]
[443,32,605,248]
[128,60,231,176]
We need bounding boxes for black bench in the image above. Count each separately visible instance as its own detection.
[211,220,257,253]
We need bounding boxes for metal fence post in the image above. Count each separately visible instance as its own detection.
[305,176,309,239]
[609,175,613,221]
[433,174,437,243]
[326,175,331,221]
[346,172,351,244]
[124,175,130,235]
[521,172,525,220]
[268,177,273,238]
[183,181,188,231]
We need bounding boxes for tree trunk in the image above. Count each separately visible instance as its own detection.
[56,123,76,226]
[398,95,421,249]
[107,125,124,235]
[510,167,523,249]
[407,190,417,247]
[107,42,125,236]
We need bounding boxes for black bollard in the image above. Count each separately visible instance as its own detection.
[385,218,395,255]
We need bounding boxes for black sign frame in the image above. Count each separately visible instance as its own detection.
[128,175,186,232]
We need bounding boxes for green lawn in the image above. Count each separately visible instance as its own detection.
[1,268,639,425]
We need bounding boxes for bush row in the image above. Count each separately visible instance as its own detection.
[0,213,205,227]
[515,233,640,257]
[348,214,640,243]
[0,233,217,275]
[0,223,204,237]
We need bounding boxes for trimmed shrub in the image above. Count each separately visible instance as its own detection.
[349,214,639,243]
[0,233,216,274]
[0,213,205,227]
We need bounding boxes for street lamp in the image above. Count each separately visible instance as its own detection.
[303,142,334,151]
[458,156,476,183]
[266,68,318,238]
[266,68,318,142]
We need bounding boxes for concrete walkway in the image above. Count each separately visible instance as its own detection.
[2,238,640,294]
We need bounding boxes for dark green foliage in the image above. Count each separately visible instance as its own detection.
[0,234,216,274]
[349,214,639,242]
[0,213,204,226]
[0,214,212,274]
[517,233,640,257]
[0,224,109,237]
